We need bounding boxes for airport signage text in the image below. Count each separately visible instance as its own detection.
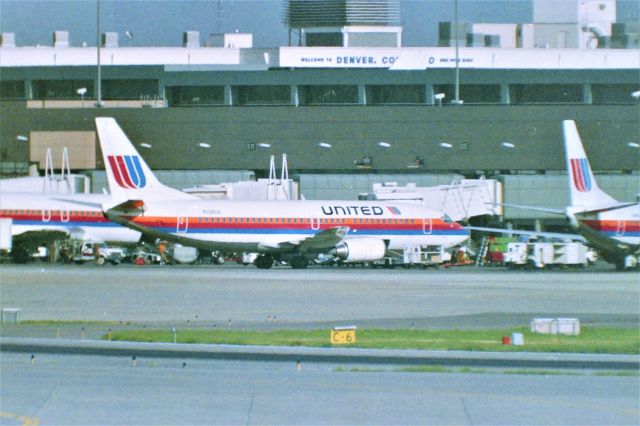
[280,48,399,68]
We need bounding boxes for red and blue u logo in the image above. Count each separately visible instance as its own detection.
[107,155,147,189]
[570,158,592,192]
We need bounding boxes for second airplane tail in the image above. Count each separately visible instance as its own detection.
[562,120,617,211]
[95,117,196,206]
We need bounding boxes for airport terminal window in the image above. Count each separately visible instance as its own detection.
[32,80,94,100]
[299,85,358,105]
[459,85,501,104]
[432,84,500,104]
[167,85,225,106]
[432,85,455,103]
[368,85,425,105]
[510,84,582,104]
[306,33,343,47]
[102,79,157,100]
[237,85,290,105]
[591,84,638,104]
[0,80,25,99]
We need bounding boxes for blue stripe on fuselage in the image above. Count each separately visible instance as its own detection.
[146,226,469,236]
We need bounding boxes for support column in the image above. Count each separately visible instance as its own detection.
[224,85,233,106]
[358,84,367,105]
[25,80,33,99]
[426,84,434,105]
[582,83,593,104]
[501,84,511,104]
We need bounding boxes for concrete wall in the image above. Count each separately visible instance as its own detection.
[1,102,637,175]
[500,173,640,219]
[84,170,255,193]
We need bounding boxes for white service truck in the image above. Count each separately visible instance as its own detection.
[504,242,590,269]
[60,240,127,265]
[372,245,450,269]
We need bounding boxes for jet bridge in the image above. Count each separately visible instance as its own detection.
[362,178,502,221]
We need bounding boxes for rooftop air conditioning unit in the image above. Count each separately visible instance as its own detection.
[54,31,69,48]
[183,31,200,48]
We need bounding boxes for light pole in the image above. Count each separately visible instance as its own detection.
[453,0,462,105]
[96,0,103,107]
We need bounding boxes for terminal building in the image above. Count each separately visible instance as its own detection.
[0,0,638,226]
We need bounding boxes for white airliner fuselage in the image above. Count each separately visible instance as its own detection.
[0,192,141,244]
[108,198,468,251]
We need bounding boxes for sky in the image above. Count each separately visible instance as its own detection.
[0,0,638,48]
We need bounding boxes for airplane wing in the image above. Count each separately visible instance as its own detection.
[570,201,639,215]
[492,202,565,215]
[496,201,637,216]
[466,226,586,242]
[104,199,146,216]
[258,226,349,253]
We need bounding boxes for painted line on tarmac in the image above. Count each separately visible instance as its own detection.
[1,337,638,371]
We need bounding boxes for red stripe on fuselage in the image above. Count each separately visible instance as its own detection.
[582,219,640,232]
[0,209,109,223]
[131,216,461,231]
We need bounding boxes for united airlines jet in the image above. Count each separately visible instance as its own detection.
[561,120,639,269]
[96,117,469,269]
[470,120,639,270]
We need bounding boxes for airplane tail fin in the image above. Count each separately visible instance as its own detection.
[562,120,617,211]
[95,117,196,205]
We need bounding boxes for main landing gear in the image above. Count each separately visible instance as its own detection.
[254,254,274,269]
[290,255,309,270]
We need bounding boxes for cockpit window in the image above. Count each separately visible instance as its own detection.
[442,214,454,223]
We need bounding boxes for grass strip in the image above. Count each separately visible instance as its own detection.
[19,320,125,326]
[106,327,640,354]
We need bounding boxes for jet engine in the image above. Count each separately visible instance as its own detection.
[333,238,386,262]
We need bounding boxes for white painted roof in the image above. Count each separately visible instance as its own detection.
[0,45,637,70]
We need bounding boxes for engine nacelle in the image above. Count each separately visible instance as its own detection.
[333,238,386,262]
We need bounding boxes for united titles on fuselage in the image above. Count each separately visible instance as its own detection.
[320,205,387,216]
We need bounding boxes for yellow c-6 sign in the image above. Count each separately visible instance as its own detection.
[331,326,357,345]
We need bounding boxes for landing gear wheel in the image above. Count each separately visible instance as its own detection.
[290,256,309,269]
[254,254,274,269]
[11,247,31,264]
